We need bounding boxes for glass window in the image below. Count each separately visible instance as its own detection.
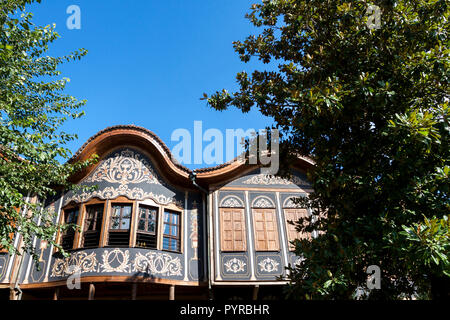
[162,210,180,252]
[61,208,79,250]
[137,205,157,234]
[82,204,104,248]
[110,204,132,230]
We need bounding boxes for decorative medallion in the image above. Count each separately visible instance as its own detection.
[293,256,305,267]
[133,252,182,276]
[51,251,98,277]
[84,149,162,186]
[242,174,306,185]
[258,258,280,273]
[224,258,246,273]
[63,185,183,207]
[99,249,131,273]
[252,197,275,208]
[220,196,243,208]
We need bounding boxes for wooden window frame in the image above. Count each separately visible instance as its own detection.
[252,208,280,252]
[162,209,181,253]
[109,203,133,231]
[80,200,106,249]
[59,207,80,251]
[106,197,135,247]
[219,207,247,252]
[54,204,81,252]
[137,205,158,235]
[283,208,311,251]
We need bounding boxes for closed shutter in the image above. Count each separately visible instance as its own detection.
[253,209,279,251]
[284,208,310,250]
[220,208,246,252]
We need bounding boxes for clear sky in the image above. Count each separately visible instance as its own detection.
[27,0,275,169]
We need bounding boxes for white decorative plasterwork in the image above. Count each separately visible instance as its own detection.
[258,258,280,273]
[133,252,182,276]
[84,149,162,186]
[252,196,275,208]
[99,249,131,273]
[294,256,305,267]
[242,174,306,185]
[220,196,244,208]
[190,210,199,260]
[50,251,98,277]
[63,184,183,208]
[224,258,246,273]
[283,197,303,208]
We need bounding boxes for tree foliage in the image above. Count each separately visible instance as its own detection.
[0,0,93,261]
[205,0,449,299]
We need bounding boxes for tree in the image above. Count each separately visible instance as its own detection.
[205,0,449,299]
[0,0,93,262]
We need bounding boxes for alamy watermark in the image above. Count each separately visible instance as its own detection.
[366,265,381,290]
[366,4,381,30]
[66,265,81,290]
[170,121,279,175]
[66,5,81,30]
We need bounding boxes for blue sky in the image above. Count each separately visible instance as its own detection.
[27,0,275,169]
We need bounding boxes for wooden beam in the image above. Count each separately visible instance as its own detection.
[88,283,95,300]
[53,287,60,300]
[131,283,137,300]
[252,285,259,300]
[169,285,175,300]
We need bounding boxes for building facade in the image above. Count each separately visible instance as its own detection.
[0,125,314,300]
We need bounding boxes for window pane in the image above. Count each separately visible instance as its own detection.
[139,208,146,219]
[169,239,175,251]
[121,216,130,229]
[171,225,178,237]
[85,211,95,230]
[138,219,146,231]
[164,212,170,222]
[148,218,155,233]
[162,237,170,250]
[172,213,178,225]
[110,216,120,230]
[122,205,131,229]
[94,211,103,231]
[163,223,170,235]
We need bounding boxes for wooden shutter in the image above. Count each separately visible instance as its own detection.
[253,208,279,251]
[284,208,310,250]
[220,208,246,252]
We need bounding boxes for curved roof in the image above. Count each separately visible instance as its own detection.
[69,125,314,188]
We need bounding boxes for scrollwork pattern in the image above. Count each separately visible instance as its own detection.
[220,196,243,208]
[84,149,161,186]
[133,252,182,276]
[99,249,131,273]
[224,258,246,273]
[258,258,279,273]
[252,197,275,208]
[242,174,306,185]
[50,251,98,277]
[63,185,183,207]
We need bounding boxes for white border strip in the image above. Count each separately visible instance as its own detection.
[214,191,222,280]
[244,191,256,280]
[44,195,64,282]
[276,192,290,273]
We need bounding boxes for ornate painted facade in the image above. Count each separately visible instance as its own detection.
[0,125,315,300]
